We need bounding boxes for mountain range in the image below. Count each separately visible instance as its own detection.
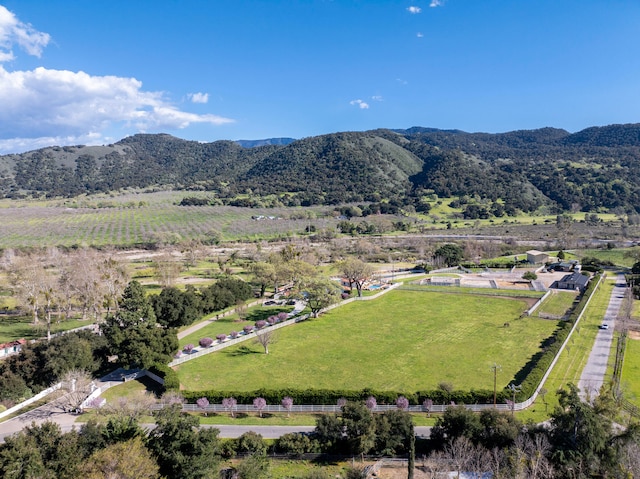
[2,123,640,214]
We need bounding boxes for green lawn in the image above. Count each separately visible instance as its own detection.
[0,315,92,343]
[534,290,578,318]
[621,337,640,406]
[176,290,559,393]
[577,248,637,268]
[517,275,612,423]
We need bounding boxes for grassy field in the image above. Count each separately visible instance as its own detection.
[0,315,92,343]
[534,290,578,318]
[175,289,559,393]
[621,336,640,406]
[577,248,638,268]
[517,275,613,423]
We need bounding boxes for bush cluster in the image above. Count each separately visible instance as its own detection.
[182,387,508,406]
[148,363,180,392]
[517,273,601,400]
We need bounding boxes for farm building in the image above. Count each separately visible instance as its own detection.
[556,272,590,292]
[526,250,549,264]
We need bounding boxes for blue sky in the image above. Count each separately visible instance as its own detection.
[1,1,639,153]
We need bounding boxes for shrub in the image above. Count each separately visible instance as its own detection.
[216,334,227,342]
[199,337,213,348]
[274,433,320,455]
[267,315,278,325]
[281,396,293,416]
[253,397,267,417]
[277,312,289,322]
[235,431,267,455]
[222,397,237,417]
[365,396,377,410]
[148,363,179,391]
[396,396,409,410]
[183,344,194,353]
[255,320,267,329]
[230,330,239,339]
[243,325,253,334]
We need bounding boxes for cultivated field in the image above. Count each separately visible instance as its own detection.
[175,289,559,393]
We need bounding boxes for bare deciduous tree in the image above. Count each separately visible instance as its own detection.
[103,389,157,420]
[255,328,276,354]
[98,255,129,314]
[154,252,182,288]
[57,369,95,412]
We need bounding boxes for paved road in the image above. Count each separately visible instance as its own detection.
[0,409,432,442]
[577,273,626,401]
[177,299,306,340]
[0,400,78,442]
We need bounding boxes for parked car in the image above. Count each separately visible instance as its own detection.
[264,300,276,306]
[599,323,609,330]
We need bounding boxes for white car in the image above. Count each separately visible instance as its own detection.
[599,324,609,330]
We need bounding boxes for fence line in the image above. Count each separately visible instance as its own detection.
[0,383,62,420]
[167,274,602,413]
[527,290,551,316]
[169,283,401,367]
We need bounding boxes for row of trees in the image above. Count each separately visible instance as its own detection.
[4,249,128,340]
[3,383,638,478]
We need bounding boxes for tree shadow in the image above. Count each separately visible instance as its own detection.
[226,345,259,357]
[245,308,292,322]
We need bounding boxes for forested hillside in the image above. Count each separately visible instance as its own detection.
[2,123,640,214]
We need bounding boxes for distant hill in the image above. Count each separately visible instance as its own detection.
[2,124,640,214]
[234,138,296,148]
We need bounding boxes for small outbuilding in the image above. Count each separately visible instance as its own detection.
[527,250,549,264]
[556,272,590,292]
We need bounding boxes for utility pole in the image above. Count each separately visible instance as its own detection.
[508,383,521,415]
[490,363,502,407]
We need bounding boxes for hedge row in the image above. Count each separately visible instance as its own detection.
[148,363,179,392]
[182,387,510,406]
[517,272,601,400]
[181,274,601,407]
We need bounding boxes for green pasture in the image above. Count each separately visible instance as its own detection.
[400,282,546,299]
[0,315,92,343]
[534,290,578,318]
[176,289,559,393]
[577,248,637,268]
[621,337,640,406]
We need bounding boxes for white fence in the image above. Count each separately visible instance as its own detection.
[169,275,602,414]
[0,383,62,420]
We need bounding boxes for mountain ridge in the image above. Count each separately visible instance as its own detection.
[2,123,640,214]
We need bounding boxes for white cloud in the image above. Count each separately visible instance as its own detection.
[416,32,424,38]
[371,95,383,102]
[430,0,444,7]
[0,5,50,61]
[407,6,422,14]
[350,99,369,109]
[0,65,234,152]
[396,78,408,85]
[188,92,209,104]
[0,6,233,154]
